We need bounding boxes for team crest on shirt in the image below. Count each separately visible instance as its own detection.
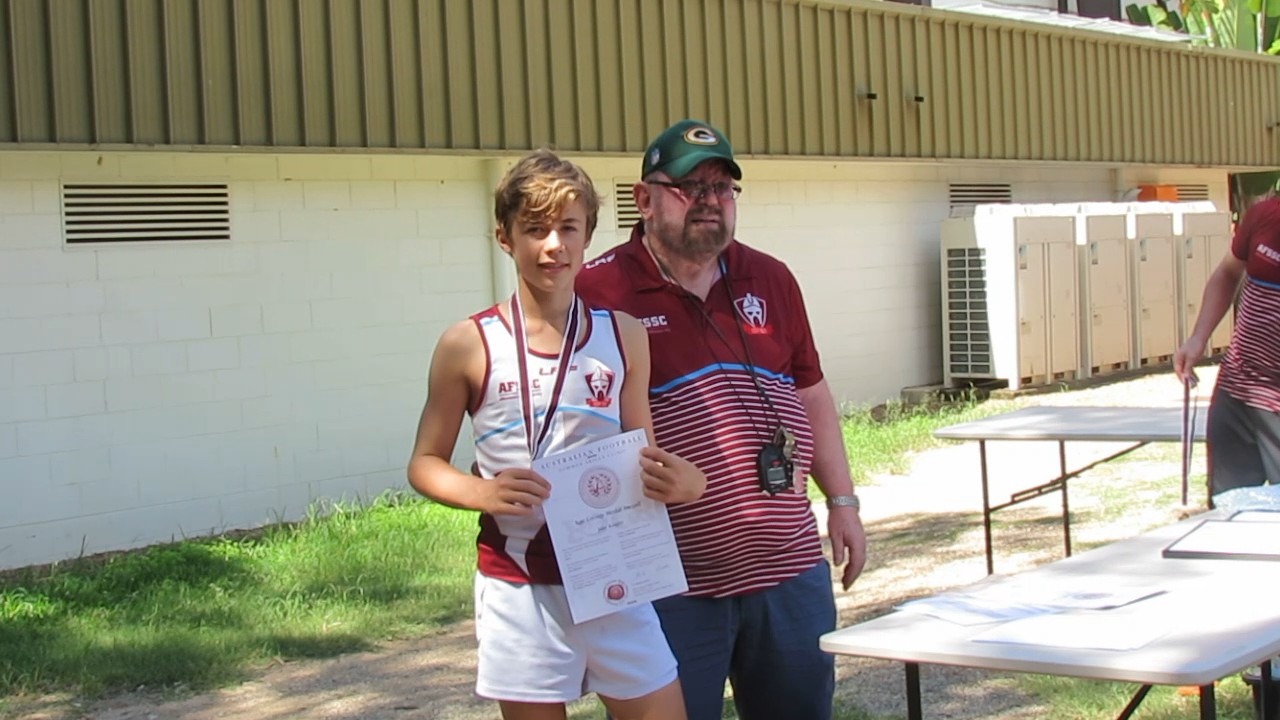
[734,292,772,335]
[584,366,616,407]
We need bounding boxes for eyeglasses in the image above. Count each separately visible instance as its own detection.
[647,179,742,202]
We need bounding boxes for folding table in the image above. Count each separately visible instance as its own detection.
[933,405,1207,575]
[821,513,1279,720]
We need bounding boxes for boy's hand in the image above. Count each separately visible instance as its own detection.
[639,447,706,504]
[479,468,551,515]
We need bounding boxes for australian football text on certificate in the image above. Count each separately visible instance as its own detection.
[534,428,688,624]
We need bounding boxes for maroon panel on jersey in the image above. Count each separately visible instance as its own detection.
[1233,197,1280,284]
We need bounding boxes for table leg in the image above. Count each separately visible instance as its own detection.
[1198,683,1216,720]
[1059,441,1071,558]
[1261,659,1274,719]
[1115,684,1151,719]
[980,440,994,576]
[905,662,922,720]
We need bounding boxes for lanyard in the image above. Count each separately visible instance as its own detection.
[510,292,580,460]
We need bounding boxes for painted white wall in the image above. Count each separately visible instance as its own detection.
[0,149,1231,569]
[0,150,495,570]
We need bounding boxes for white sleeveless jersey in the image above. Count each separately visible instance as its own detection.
[470,304,628,584]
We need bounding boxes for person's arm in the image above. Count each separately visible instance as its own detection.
[797,379,867,591]
[407,320,549,515]
[616,312,706,504]
[1173,253,1246,383]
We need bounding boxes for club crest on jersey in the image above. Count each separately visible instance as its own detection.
[733,292,771,335]
[584,366,616,407]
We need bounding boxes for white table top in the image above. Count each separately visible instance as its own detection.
[821,514,1280,686]
[933,405,1208,443]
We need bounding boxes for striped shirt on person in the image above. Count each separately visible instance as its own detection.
[1219,196,1280,414]
[578,227,826,598]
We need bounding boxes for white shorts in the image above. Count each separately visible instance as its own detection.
[473,572,678,704]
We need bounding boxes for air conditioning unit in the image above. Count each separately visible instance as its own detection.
[1178,211,1233,357]
[1131,213,1180,367]
[942,205,1080,390]
[1078,210,1133,378]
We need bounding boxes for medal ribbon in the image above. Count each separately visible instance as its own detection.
[511,292,580,460]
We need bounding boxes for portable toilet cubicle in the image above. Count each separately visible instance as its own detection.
[1178,211,1234,357]
[941,205,1080,390]
[1077,207,1133,378]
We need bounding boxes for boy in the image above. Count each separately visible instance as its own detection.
[407,149,705,720]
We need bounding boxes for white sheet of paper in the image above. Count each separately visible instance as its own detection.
[897,579,1165,626]
[971,609,1171,651]
[535,429,688,623]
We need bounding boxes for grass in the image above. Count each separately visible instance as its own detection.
[0,493,473,700]
[841,391,1019,487]
[1020,675,1258,720]
[0,387,1248,719]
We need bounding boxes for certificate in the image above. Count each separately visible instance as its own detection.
[534,428,688,623]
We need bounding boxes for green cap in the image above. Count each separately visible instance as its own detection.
[641,119,742,181]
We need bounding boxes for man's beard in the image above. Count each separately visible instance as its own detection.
[654,209,731,264]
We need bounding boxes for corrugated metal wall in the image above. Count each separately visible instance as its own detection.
[1,0,1278,166]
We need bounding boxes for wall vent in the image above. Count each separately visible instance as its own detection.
[61,183,231,244]
[949,183,1013,210]
[1175,184,1211,202]
[614,181,641,231]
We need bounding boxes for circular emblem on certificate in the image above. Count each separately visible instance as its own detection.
[604,580,628,603]
[579,466,621,509]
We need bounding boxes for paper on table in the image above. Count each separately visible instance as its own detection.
[897,581,1165,626]
[535,429,687,624]
[971,608,1171,651]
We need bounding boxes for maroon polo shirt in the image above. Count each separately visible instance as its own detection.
[576,225,827,597]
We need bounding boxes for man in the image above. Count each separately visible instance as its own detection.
[1175,193,1280,500]
[577,119,868,720]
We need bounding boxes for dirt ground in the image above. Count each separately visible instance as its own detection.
[7,368,1212,720]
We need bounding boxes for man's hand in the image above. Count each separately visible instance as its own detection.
[828,506,867,591]
[1173,336,1206,384]
[476,468,550,516]
[639,447,707,504]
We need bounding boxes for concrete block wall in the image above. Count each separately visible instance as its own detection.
[0,150,496,570]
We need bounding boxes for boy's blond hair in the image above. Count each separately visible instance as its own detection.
[494,149,601,236]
